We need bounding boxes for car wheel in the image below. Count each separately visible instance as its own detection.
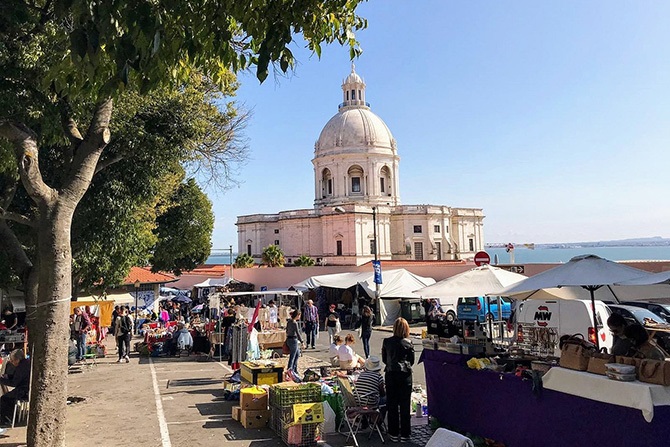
[446,311,456,323]
[485,312,494,322]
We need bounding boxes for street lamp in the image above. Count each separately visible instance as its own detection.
[334,206,382,322]
[134,280,141,328]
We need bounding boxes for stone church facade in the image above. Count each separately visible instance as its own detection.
[236,66,485,266]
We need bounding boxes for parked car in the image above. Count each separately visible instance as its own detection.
[515,299,612,356]
[457,296,512,323]
[620,301,670,324]
[607,304,670,353]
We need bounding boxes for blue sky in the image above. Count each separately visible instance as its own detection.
[208,1,670,249]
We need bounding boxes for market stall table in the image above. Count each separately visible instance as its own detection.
[421,349,670,447]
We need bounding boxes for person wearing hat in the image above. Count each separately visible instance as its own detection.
[324,304,340,345]
[354,355,386,409]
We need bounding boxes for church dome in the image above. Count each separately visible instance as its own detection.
[315,108,396,155]
[315,64,396,156]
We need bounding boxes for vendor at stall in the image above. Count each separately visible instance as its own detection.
[329,335,343,366]
[607,313,634,356]
[0,349,30,425]
[625,324,668,360]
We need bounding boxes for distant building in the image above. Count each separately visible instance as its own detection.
[236,66,484,266]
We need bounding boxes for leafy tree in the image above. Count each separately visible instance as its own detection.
[151,178,214,276]
[262,245,285,267]
[234,253,255,268]
[0,1,365,445]
[294,254,316,267]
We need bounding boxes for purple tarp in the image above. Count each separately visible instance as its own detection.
[421,349,670,447]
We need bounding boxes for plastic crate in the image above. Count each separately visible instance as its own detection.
[269,382,322,409]
[280,421,322,447]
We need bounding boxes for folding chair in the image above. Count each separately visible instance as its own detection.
[12,399,29,428]
[337,377,385,447]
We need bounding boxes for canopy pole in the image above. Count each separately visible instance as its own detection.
[585,286,601,350]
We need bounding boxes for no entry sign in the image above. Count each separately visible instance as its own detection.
[474,251,491,266]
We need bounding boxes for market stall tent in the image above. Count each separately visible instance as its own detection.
[359,269,435,325]
[294,269,436,326]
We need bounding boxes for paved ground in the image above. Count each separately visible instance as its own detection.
[0,326,429,447]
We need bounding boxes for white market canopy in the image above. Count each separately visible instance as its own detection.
[293,269,435,300]
[497,254,670,302]
[414,264,527,300]
[293,271,373,292]
[359,269,435,299]
[193,277,230,288]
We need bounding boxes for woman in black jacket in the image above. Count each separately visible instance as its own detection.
[359,305,374,358]
[381,317,414,443]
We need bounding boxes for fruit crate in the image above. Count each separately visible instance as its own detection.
[271,406,322,447]
[269,382,322,409]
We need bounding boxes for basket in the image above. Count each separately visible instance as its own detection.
[269,383,322,409]
[271,406,322,447]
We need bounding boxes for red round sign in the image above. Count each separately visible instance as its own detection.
[474,251,491,266]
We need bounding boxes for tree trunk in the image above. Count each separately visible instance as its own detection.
[27,203,74,447]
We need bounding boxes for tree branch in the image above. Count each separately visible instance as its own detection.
[94,154,123,175]
[61,98,113,202]
[0,219,34,282]
[0,210,36,228]
[0,121,55,206]
[58,97,83,171]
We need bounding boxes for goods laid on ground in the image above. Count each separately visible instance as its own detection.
[240,361,283,386]
[270,382,324,447]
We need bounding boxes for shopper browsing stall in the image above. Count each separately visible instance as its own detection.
[359,305,374,359]
[285,310,303,375]
[72,307,90,361]
[355,355,386,408]
[382,317,415,443]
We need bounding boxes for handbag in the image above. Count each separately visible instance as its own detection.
[638,359,670,386]
[587,349,615,375]
[559,334,596,371]
[282,341,290,355]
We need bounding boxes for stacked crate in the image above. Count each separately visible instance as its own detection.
[269,382,323,446]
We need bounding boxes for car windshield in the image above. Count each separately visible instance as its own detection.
[459,297,478,305]
[625,307,664,324]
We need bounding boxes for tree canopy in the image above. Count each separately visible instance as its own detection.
[262,244,285,267]
[294,254,316,267]
[234,253,255,268]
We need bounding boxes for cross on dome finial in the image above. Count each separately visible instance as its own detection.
[351,62,356,73]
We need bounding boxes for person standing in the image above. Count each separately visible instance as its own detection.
[0,349,30,425]
[114,308,133,363]
[382,317,415,443]
[268,301,279,330]
[325,304,340,345]
[72,307,91,361]
[360,305,374,359]
[304,300,319,349]
[285,310,304,375]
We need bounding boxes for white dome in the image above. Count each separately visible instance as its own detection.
[315,108,396,155]
[344,71,363,84]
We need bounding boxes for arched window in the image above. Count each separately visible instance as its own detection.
[348,165,364,194]
[351,89,356,100]
[380,166,392,195]
[322,168,333,197]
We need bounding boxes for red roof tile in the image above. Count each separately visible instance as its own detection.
[123,267,177,285]
[178,264,230,277]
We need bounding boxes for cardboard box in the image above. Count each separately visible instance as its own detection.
[292,402,324,425]
[231,406,242,422]
[240,386,268,411]
[240,409,270,428]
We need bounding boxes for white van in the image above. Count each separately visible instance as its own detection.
[515,299,612,356]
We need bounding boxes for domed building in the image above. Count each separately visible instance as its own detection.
[236,66,484,266]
